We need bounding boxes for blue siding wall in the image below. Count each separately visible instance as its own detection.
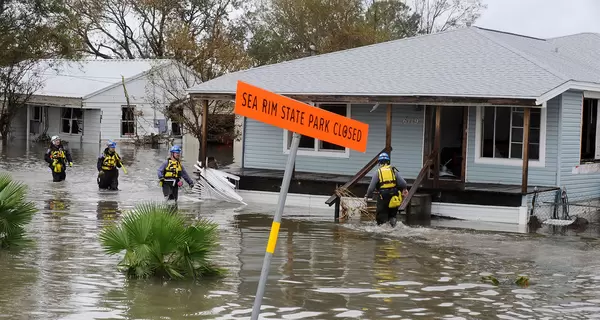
[465,97,560,186]
[243,104,425,178]
[558,90,600,201]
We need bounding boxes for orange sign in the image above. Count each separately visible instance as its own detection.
[234,81,369,153]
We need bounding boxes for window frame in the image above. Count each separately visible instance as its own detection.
[580,97,600,164]
[282,102,352,158]
[121,105,136,137]
[474,104,547,168]
[60,107,83,135]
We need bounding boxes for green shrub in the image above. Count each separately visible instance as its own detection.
[99,202,226,280]
[0,173,37,249]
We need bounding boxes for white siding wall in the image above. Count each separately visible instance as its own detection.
[8,107,27,140]
[84,63,190,142]
[46,106,79,144]
[83,109,102,143]
[43,107,101,144]
[557,90,600,201]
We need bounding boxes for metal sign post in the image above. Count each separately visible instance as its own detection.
[232,80,369,319]
[250,131,300,320]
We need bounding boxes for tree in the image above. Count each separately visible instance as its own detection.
[65,0,239,60]
[66,0,251,145]
[364,0,421,42]
[145,61,240,157]
[242,0,421,66]
[409,0,487,34]
[0,0,82,145]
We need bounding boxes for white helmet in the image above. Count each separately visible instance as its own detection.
[51,135,60,142]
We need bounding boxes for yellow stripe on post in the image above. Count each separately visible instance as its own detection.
[266,221,281,254]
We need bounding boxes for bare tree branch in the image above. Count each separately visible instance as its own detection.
[409,0,487,34]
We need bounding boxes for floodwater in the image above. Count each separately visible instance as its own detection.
[2,141,600,320]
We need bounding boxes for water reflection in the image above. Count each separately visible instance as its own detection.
[96,200,121,220]
[42,189,72,218]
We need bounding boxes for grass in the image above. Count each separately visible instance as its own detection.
[0,173,37,249]
[99,201,226,280]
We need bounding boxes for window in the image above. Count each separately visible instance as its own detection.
[32,106,42,121]
[121,106,136,136]
[283,103,351,158]
[61,108,82,134]
[475,106,546,167]
[581,98,600,163]
[171,121,182,136]
[29,106,43,135]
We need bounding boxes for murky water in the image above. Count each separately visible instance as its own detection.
[2,141,600,320]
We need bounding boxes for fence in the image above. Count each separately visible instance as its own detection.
[528,187,600,226]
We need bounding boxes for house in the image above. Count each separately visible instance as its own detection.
[7,58,200,145]
[185,26,600,226]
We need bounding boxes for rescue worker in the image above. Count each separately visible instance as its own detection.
[97,140,123,190]
[157,145,194,201]
[364,152,409,227]
[44,136,73,182]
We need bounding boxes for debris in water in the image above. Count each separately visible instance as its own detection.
[516,276,530,287]
[481,275,500,286]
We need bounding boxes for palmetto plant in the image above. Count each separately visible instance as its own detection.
[0,173,37,249]
[99,202,226,280]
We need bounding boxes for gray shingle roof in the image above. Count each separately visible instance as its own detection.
[547,33,600,74]
[187,27,600,100]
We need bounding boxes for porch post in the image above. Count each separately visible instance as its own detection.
[25,104,30,146]
[386,104,392,152]
[460,106,468,184]
[201,99,208,167]
[433,105,441,188]
[521,107,531,194]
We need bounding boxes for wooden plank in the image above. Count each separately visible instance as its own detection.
[386,104,392,149]
[522,107,531,194]
[434,106,442,188]
[423,106,432,169]
[461,106,468,183]
[191,94,236,101]
[325,147,392,206]
[400,152,436,210]
[288,95,539,106]
[190,93,539,106]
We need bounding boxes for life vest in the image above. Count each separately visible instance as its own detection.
[50,149,66,160]
[101,152,120,170]
[377,165,397,189]
[50,149,66,173]
[164,159,182,179]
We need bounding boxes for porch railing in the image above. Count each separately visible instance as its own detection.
[326,147,437,220]
[399,150,437,211]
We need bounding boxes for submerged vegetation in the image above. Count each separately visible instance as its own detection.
[481,274,530,288]
[0,173,37,249]
[99,202,226,280]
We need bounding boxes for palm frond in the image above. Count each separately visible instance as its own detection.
[99,201,225,280]
[0,173,37,249]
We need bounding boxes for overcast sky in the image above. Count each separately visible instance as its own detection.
[476,0,600,38]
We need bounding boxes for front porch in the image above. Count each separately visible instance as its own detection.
[191,92,554,225]
[16,95,101,145]
[223,167,559,208]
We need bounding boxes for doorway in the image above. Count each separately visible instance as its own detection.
[423,106,468,183]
